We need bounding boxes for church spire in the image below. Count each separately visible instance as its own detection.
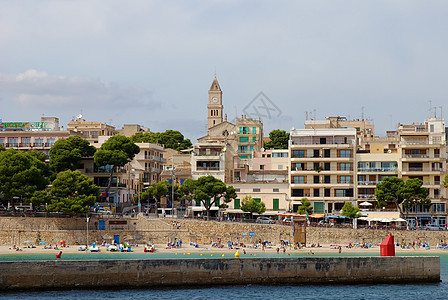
[209,76,221,91]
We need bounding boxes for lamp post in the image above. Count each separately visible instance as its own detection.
[86,216,89,249]
[171,162,175,217]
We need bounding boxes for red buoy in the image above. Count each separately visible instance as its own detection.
[56,251,62,258]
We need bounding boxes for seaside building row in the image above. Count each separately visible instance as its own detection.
[1,77,447,226]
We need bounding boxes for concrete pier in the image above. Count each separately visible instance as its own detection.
[0,256,440,290]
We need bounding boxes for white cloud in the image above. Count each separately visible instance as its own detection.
[0,69,159,111]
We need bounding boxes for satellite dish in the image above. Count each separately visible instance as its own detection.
[76,114,83,119]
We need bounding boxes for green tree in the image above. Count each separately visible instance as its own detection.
[400,178,430,217]
[376,177,429,218]
[443,174,448,190]
[0,149,48,210]
[131,130,192,151]
[341,202,362,219]
[145,181,170,217]
[180,176,236,220]
[241,195,266,217]
[263,129,290,149]
[94,135,140,196]
[49,136,96,174]
[45,170,100,215]
[297,198,313,215]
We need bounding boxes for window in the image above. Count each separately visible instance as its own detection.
[260,165,264,170]
[340,176,351,184]
[320,138,326,145]
[235,188,240,192]
[314,176,319,184]
[273,152,288,157]
[324,163,330,170]
[239,136,249,143]
[292,176,305,184]
[292,150,305,158]
[339,163,351,171]
[313,149,320,158]
[324,176,330,184]
[252,136,256,142]
[8,138,18,147]
[273,188,279,192]
[433,203,445,213]
[324,188,330,197]
[22,137,31,146]
[253,188,261,192]
[313,189,320,197]
[239,127,249,134]
[292,189,304,197]
[0,138,4,146]
[335,189,353,197]
[339,149,351,157]
[252,127,257,134]
[292,163,305,170]
[324,149,330,158]
[238,146,248,153]
[47,138,55,147]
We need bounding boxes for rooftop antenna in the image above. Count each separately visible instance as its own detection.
[305,111,308,120]
[429,100,433,118]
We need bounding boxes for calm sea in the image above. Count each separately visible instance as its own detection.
[1,253,447,299]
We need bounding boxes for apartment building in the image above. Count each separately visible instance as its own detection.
[289,128,357,214]
[191,142,234,183]
[128,142,166,187]
[397,118,447,226]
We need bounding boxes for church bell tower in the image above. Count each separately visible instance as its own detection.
[207,77,223,134]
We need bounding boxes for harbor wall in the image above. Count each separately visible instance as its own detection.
[0,256,440,290]
[1,216,448,246]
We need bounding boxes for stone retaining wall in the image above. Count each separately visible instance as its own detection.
[0,256,440,290]
[1,216,448,246]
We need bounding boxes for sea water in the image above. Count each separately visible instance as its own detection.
[1,253,447,299]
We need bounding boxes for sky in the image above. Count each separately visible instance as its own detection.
[1,0,448,141]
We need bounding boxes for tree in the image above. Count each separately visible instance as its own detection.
[44,170,100,215]
[263,129,289,149]
[180,176,237,220]
[376,177,429,218]
[145,181,170,217]
[0,149,48,210]
[241,195,266,217]
[341,202,361,219]
[400,178,430,217]
[131,130,192,151]
[49,136,96,174]
[297,198,313,215]
[94,135,140,197]
[443,174,448,190]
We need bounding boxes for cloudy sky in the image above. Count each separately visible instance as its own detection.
[1,1,447,140]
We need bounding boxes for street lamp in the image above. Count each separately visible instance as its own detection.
[171,163,176,217]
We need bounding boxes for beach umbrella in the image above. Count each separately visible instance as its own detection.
[370,217,382,222]
[39,241,47,244]
[360,201,373,206]
[381,218,391,223]
[392,218,406,222]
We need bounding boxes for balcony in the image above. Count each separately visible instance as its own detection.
[402,154,429,158]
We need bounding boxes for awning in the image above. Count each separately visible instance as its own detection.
[224,209,245,213]
[309,213,325,219]
[366,212,400,219]
[189,207,220,212]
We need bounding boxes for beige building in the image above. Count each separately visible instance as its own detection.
[229,182,290,213]
[191,142,233,183]
[289,128,357,214]
[67,117,117,144]
[305,116,375,136]
[117,124,150,137]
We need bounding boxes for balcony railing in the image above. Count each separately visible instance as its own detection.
[358,195,376,199]
[402,154,429,158]
[196,167,220,171]
[358,168,397,172]
[1,142,51,148]
[358,181,379,185]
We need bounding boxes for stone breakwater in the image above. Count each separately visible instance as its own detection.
[0,216,448,246]
[0,256,440,290]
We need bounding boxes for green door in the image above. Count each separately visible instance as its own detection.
[314,202,324,214]
[273,199,279,211]
[234,199,240,209]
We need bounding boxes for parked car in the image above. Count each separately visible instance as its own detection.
[0,205,7,211]
[97,208,112,215]
[424,224,443,231]
[256,217,275,224]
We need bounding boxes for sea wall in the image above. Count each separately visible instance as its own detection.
[1,216,448,246]
[0,256,440,290]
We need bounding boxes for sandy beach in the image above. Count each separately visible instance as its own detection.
[2,242,447,256]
